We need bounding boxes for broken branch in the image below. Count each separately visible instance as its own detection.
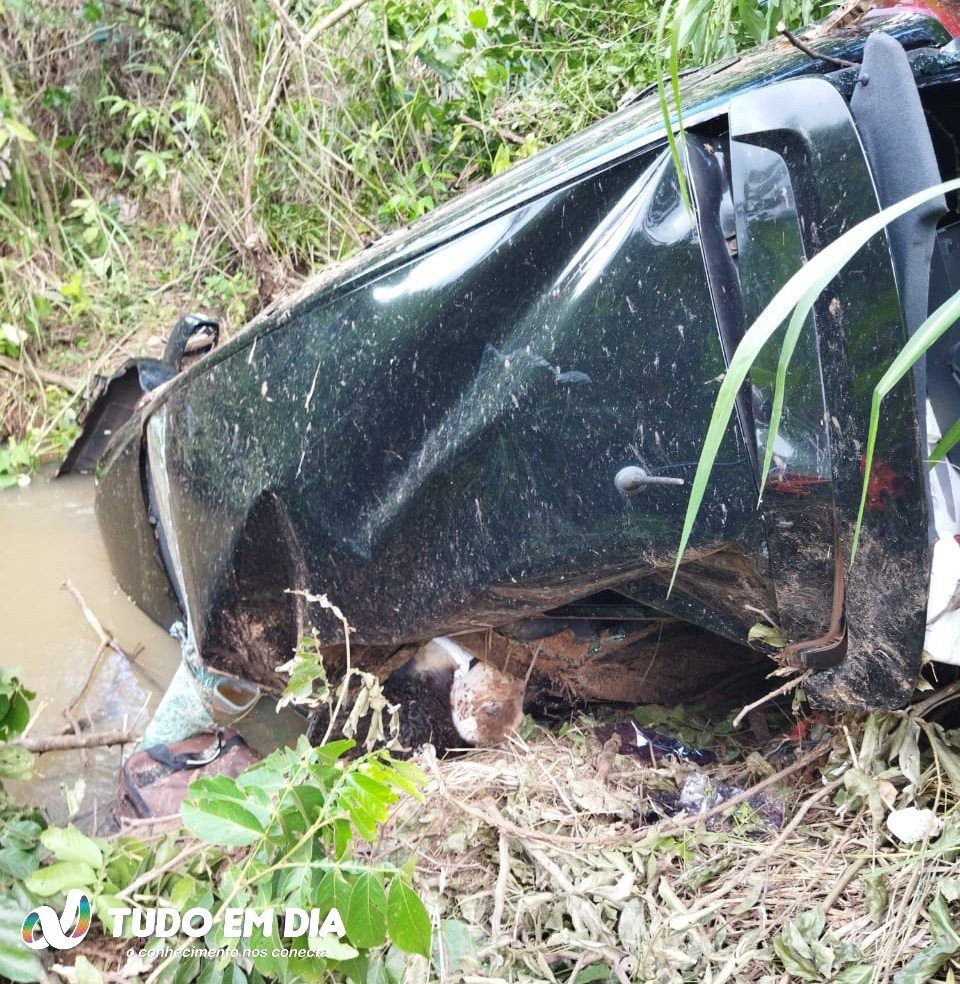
[732,671,809,728]
[62,579,131,660]
[777,23,858,67]
[0,354,83,393]
[15,729,140,753]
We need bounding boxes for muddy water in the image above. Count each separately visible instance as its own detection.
[0,472,303,828]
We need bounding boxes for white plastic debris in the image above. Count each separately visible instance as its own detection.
[885,806,943,844]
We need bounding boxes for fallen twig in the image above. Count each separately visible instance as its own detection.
[491,831,510,941]
[778,23,858,67]
[732,671,809,728]
[62,579,132,662]
[15,729,140,753]
[116,813,184,840]
[0,354,83,393]
[60,579,165,721]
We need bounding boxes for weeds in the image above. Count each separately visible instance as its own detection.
[0,0,686,470]
[0,629,441,983]
[366,691,960,982]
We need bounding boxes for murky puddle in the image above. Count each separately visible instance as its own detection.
[0,471,302,829]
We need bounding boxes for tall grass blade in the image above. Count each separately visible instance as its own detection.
[930,416,960,465]
[670,176,960,594]
[758,297,811,502]
[852,289,960,561]
[656,0,693,214]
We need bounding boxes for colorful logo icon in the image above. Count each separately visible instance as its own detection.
[21,890,91,950]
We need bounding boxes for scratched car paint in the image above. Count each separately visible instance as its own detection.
[67,7,960,723]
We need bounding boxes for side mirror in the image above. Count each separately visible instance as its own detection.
[163,314,220,370]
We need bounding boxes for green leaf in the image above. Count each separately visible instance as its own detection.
[0,746,34,781]
[864,871,888,920]
[343,792,379,842]
[186,775,248,802]
[94,894,126,936]
[923,722,960,798]
[339,953,374,984]
[236,762,287,796]
[350,772,398,808]
[468,8,488,29]
[172,953,201,984]
[5,119,36,143]
[74,956,105,984]
[181,797,264,846]
[313,869,353,915]
[654,0,693,215]
[315,738,355,762]
[672,176,960,590]
[0,900,43,982]
[747,623,785,648]
[490,142,511,176]
[345,872,388,949]
[309,933,359,962]
[169,874,198,910]
[248,919,284,979]
[40,825,103,868]
[330,817,352,860]
[386,878,431,958]
[0,846,40,881]
[758,299,814,501]
[368,756,426,799]
[834,965,874,984]
[24,859,97,896]
[854,288,960,560]
[2,818,43,851]
[796,906,826,942]
[438,919,479,973]
[926,893,960,948]
[893,942,960,984]
[0,691,30,742]
[773,929,820,981]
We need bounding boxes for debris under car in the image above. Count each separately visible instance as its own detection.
[62,4,960,776]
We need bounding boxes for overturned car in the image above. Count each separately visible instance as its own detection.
[67,6,960,738]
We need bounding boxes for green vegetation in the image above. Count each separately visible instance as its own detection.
[8,651,960,982]
[0,637,442,983]
[13,3,960,981]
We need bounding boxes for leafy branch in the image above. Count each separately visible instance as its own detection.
[1,632,434,983]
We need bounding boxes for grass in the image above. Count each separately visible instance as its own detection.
[365,687,960,983]
[16,667,960,982]
[3,0,666,476]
